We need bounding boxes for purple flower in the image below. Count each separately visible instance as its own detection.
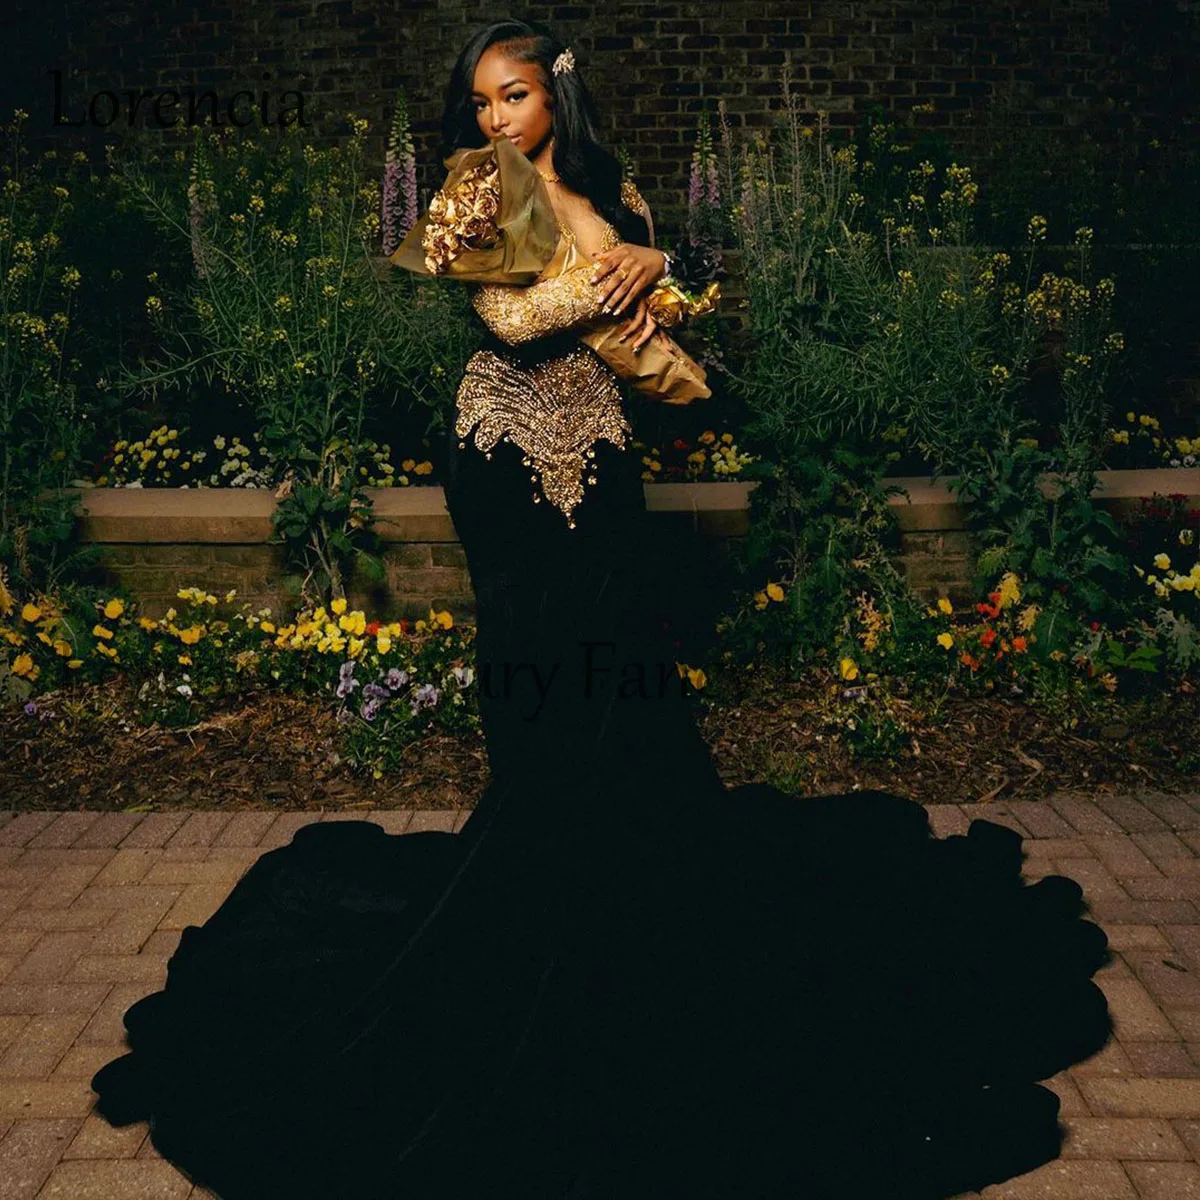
[339,660,356,681]
[409,682,439,715]
[362,682,389,701]
[361,697,381,722]
[23,700,37,716]
[384,667,409,691]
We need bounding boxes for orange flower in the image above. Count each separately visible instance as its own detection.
[1012,636,1028,653]
[980,628,997,648]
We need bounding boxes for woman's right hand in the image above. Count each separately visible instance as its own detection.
[615,293,660,353]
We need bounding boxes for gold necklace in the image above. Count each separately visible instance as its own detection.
[538,169,561,183]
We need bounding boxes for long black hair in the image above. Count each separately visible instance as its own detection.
[439,19,651,248]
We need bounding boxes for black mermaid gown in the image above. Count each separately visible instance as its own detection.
[90,327,1114,1200]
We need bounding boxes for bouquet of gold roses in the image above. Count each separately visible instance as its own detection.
[389,136,714,405]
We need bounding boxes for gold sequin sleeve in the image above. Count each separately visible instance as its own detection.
[621,178,654,248]
[470,270,605,345]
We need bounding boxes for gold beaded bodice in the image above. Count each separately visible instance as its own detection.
[455,217,632,529]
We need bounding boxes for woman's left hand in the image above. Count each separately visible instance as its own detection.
[591,244,667,317]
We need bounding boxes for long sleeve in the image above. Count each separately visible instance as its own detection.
[470,270,605,346]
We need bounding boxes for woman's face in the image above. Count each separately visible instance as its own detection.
[471,45,553,157]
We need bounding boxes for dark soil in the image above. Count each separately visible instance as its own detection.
[1,674,1196,811]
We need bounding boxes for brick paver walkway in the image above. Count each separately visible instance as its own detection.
[2,794,1200,1198]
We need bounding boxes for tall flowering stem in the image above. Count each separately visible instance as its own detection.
[382,90,418,256]
[687,106,724,250]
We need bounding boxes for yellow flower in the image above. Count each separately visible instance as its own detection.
[12,653,34,677]
[331,597,348,615]
[103,598,125,619]
[36,631,52,646]
[765,583,785,603]
[347,636,365,659]
[699,430,716,445]
[178,625,204,645]
[687,666,707,689]
[338,611,366,636]
[376,634,392,655]
[178,653,192,666]
[936,632,954,649]
[432,609,454,630]
[21,602,42,623]
[839,657,859,681]
[937,597,953,614]
[753,591,768,610]
[92,623,114,640]
[53,640,72,657]
[1154,552,1171,571]
[0,577,12,617]
[94,642,118,660]
[67,659,82,669]
[259,620,276,635]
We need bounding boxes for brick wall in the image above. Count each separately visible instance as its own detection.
[8,1,1197,240]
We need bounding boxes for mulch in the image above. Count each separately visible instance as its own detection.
[1,674,1196,812]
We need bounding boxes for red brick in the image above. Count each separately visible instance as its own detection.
[4,935,95,986]
[25,816,103,851]
[88,851,157,888]
[0,1118,81,1198]
[973,1158,1135,1197]
[212,812,278,847]
[77,984,156,1046]
[1023,838,1095,859]
[1124,876,1200,902]
[1140,795,1200,833]
[1006,800,1078,838]
[1077,1077,1200,1118]
[0,985,110,1017]
[1050,798,1127,836]
[157,883,235,930]
[1071,1038,1135,1077]
[0,1078,93,1118]
[1123,1041,1200,1078]
[64,955,168,986]
[1053,859,1131,902]
[60,1112,146,1160]
[924,804,971,836]
[405,810,457,834]
[1123,950,1200,1010]
[1085,835,1163,878]
[1096,977,1179,1041]
[0,816,58,848]
[255,812,322,850]
[116,814,188,850]
[0,1012,89,1081]
[1059,1116,1188,1160]
[164,812,234,849]
[1092,795,1169,834]
[1131,832,1197,872]
[1090,901,1199,925]
[1101,925,1171,953]
[959,805,1033,838]
[71,814,145,850]
[1123,1161,1200,1199]
[35,1158,193,1198]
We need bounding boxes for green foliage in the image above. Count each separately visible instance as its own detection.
[0,111,100,592]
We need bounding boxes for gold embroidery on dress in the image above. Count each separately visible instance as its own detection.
[620,178,645,214]
[455,346,631,529]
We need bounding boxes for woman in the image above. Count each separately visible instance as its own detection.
[91,20,1114,1200]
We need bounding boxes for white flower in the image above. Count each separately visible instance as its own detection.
[176,683,193,698]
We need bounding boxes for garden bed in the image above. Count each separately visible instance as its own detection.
[2,669,1195,813]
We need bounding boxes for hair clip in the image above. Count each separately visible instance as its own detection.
[552,48,576,77]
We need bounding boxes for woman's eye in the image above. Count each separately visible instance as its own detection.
[475,93,525,112]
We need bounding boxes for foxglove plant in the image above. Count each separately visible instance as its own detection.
[381,90,418,256]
